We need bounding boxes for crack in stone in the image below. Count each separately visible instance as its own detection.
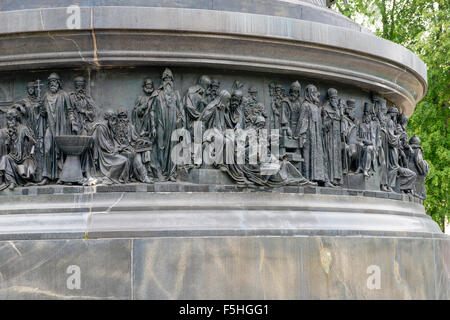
[0,286,117,300]
[90,8,101,67]
[7,241,21,256]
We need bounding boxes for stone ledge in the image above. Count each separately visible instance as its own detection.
[0,183,424,205]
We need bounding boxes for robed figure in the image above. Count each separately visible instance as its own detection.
[373,97,390,191]
[356,103,377,177]
[16,81,45,181]
[386,107,416,192]
[295,84,330,186]
[69,76,98,135]
[92,110,131,184]
[131,78,157,137]
[183,75,211,135]
[280,81,302,137]
[154,68,185,181]
[114,107,152,183]
[321,88,343,186]
[407,135,429,199]
[40,73,75,184]
[0,109,36,190]
[341,99,359,173]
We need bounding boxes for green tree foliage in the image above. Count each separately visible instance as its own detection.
[334,0,449,230]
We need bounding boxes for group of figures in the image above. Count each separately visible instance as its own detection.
[0,68,428,199]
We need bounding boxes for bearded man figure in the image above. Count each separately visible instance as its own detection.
[206,79,221,104]
[113,107,152,183]
[132,78,157,137]
[39,72,75,185]
[16,81,40,132]
[0,109,36,190]
[69,76,98,135]
[225,89,245,130]
[341,99,359,173]
[322,88,343,186]
[154,68,185,181]
[356,103,377,177]
[16,81,45,182]
[92,110,130,184]
[183,75,212,135]
[280,81,302,138]
[296,84,332,187]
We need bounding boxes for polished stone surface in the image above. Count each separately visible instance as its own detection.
[0,236,448,299]
[0,239,132,299]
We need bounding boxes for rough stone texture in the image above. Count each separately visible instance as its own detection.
[0,236,447,300]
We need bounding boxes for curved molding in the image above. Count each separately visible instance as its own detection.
[0,191,442,240]
[0,6,427,115]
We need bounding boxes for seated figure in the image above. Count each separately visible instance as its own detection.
[0,109,36,190]
[113,107,153,183]
[92,110,131,184]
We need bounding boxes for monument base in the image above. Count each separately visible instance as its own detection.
[0,185,447,299]
[0,235,448,299]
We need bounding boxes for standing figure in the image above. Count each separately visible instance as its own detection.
[200,90,230,132]
[407,135,429,199]
[268,83,282,132]
[69,76,99,181]
[69,76,98,135]
[39,73,75,185]
[206,79,220,104]
[296,84,331,186]
[131,78,157,137]
[341,99,359,173]
[356,103,377,177]
[92,110,131,184]
[16,81,40,131]
[225,89,245,130]
[0,109,36,190]
[243,86,266,129]
[183,75,211,135]
[397,113,411,168]
[373,97,390,191]
[154,68,185,181]
[322,88,343,186]
[280,81,302,138]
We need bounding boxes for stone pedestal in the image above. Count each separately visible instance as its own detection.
[0,0,445,301]
[0,185,447,299]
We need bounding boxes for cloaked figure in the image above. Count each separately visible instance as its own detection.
[69,76,98,135]
[183,75,212,135]
[39,73,76,185]
[356,102,377,177]
[386,107,416,193]
[296,84,332,187]
[92,110,131,184]
[153,68,185,181]
[407,135,429,199]
[0,109,36,190]
[280,81,302,138]
[341,99,359,173]
[131,78,157,137]
[322,88,343,186]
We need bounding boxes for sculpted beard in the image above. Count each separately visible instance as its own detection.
[7,119,17,140]
[163,78,174,93]
[49,82,59,93]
